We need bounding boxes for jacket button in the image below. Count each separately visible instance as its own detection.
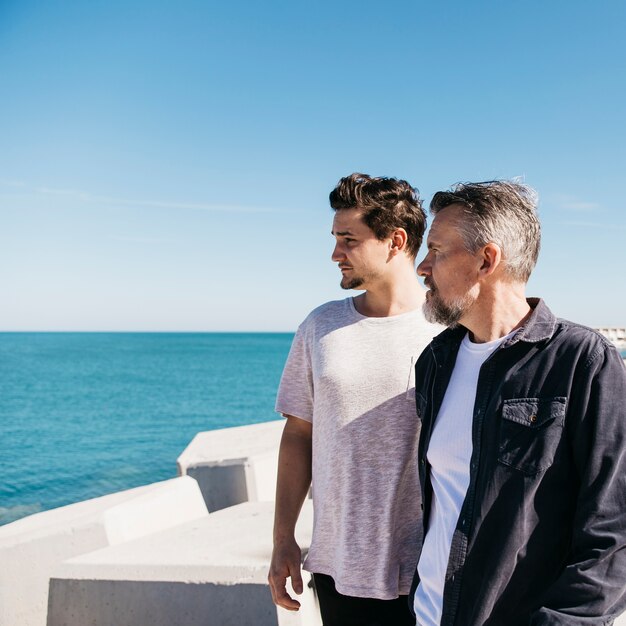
[529,414,537,423]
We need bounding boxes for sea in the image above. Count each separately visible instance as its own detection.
[0,332,294,526]
[2,333,625,528]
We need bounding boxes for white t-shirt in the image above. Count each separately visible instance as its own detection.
[276,297,441,600]
[414,331,511,626]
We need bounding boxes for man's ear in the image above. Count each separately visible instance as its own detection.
[390,228,408,255]
[479,242,502,276]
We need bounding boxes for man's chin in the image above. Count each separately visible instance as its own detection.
[422,302,440,324]
[423,297,466,327]
[340,277,364,290]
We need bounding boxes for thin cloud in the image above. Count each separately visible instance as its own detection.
[111,235,174,244]
[0,179,26,188]
[551,194,601,212]
[38,187,93,201]
[562,220,625,230]
[37,186,282,214]
[560,201,600,211]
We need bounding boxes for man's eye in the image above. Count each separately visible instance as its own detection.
[345,238,355,244]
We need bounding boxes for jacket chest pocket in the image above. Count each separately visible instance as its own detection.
[497,397,567,475]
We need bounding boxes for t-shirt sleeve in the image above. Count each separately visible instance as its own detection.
[275,323,314,422]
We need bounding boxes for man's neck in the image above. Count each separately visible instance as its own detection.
[353,271,425,318]
[463,284,532,344]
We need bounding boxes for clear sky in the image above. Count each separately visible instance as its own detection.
[1,0,625,331]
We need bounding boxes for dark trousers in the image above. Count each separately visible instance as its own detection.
[313,573,415,626]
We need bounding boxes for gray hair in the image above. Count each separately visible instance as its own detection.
[430,180,541,282]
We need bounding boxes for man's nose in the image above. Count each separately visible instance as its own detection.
[416,256,430,277]
[331,242,345,262]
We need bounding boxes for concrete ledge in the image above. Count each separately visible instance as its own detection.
[177,420,285,511]
[0,476,208,626]
[48,500,319,626]
[48,580,283,626]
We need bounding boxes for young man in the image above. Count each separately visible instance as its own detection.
[411,181,626,625]
[268,173,440,626]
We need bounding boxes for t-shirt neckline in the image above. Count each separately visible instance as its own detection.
[347,296,422,323]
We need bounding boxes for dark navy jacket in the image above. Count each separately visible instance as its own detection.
[410,299,626,625]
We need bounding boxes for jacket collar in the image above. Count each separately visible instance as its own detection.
[510,298,557,344]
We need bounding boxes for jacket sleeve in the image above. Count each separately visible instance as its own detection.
[530,344,626,625]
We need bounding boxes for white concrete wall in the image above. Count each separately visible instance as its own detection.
[177,419,285,511]
[0,476,208,626]
[48,500,320,626]
[595,327,626,343]
[5,419,625,626]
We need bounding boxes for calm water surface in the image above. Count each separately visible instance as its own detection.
[0,333,293,525]
[1,334,624,526]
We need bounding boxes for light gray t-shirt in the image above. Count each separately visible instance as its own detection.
[276,297,440,600]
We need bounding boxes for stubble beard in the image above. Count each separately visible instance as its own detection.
[340,266,378,291]
[423,286,475,327]
[340,274,365,290]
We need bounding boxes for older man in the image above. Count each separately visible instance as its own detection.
[411,181,626,625]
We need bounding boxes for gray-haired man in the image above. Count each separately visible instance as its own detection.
[410,181,626,625]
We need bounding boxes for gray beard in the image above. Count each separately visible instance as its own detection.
[423,290,474,327]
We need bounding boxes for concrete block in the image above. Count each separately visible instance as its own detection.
[48,500,320,626]
[0,476,208,626]
[177,420,285,511]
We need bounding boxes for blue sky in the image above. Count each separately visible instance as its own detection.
[1,0,625,331]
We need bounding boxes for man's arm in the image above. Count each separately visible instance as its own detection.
[268,415,313,611]
[530,346,626,625]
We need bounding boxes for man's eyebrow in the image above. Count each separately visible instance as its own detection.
[331,230,354,236]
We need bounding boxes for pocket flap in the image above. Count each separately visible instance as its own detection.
[502,397,567,428]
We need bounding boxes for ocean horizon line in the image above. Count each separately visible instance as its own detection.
[0,329,297,334]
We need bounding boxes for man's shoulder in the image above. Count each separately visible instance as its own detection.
[307,297,351,318]
[513,302,623,376]
[555,318,610,342]
[298,298,351,327]
[292,298,355,339]
[552,317,619,364]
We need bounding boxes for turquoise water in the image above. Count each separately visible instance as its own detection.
[0,333,293,526]
[1,334,624,527]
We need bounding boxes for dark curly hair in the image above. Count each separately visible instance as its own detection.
[329,173,426,258]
